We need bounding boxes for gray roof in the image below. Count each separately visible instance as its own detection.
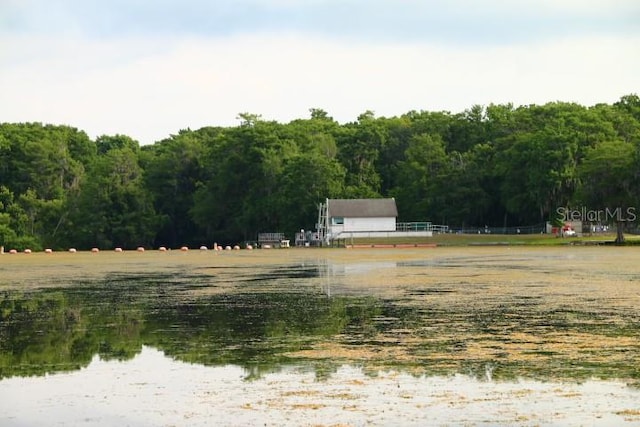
[327,198,398,218]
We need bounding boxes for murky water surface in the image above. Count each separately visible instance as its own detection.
[1,247,639,426]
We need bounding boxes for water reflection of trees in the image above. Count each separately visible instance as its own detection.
[0,289,144,378]
[0,284,383,379]
[2,279,640,385]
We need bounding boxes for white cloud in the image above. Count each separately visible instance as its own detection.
[1,32,638,144]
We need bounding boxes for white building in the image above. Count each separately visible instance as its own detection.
[298,198,437,247]
[315,198,398,244]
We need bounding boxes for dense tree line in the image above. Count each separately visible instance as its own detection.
[1,95,639,250]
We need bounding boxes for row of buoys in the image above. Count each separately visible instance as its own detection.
[1,247,79,253]
[178,244,250,251]
[2,244,257,253]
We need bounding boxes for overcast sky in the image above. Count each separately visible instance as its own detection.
[2,0,639,144]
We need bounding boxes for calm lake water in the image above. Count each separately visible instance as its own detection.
[1,247,639,426]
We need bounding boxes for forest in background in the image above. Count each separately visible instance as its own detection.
[1,94,639,250]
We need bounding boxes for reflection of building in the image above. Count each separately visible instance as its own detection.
[315,258,398,297]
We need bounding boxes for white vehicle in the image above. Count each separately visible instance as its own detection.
[563,228,577,237]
